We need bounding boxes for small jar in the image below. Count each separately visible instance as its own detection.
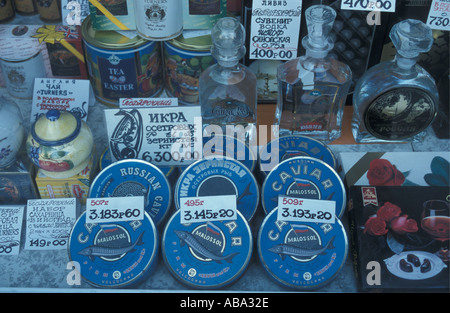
[26,109,94,179]
[0,0,15,23]
[14,0,38,15]
[0,96,25,168]
[36,0,61,22]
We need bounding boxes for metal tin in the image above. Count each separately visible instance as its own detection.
[37,0,61,22]
[14,0,38,15]
[258,135,338,181]
[175,157,260,221]
[257,208,348,290]
[162,209,252,289]
[89,159,172,226]
[81,16,163,107]
[163,33,215,105]
[261,156,346,218]
[68,211,159,288]
[203,135,256,172]
[0,0,15,22]
[134,0,183,41]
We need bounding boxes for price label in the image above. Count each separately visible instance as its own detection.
[86,196,145,224]
[277,196,336,224]
[341,0,396,12]
[427,0,450,31]
[180,195,237,224]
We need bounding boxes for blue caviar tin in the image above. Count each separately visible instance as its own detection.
[258,135,338,180]
[261,156,346,218]
[162,210,253,289]
[89,159,172,226]
[175,157,260,221]
[257,208,348,290]
[68,211,159,288]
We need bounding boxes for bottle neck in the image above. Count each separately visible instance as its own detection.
[395,54,418,70]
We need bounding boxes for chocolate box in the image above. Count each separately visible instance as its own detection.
[0,24,87,87]
[348,185,449,292]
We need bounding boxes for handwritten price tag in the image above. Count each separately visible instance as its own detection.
[277,196,336,224]
[427,0,450,31]
[341,0,396,12]
[180,195,237,224]
[86,196,144,224]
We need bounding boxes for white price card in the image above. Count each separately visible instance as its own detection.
[180,195,237,224]
[0,205,25,256]
[427,0,450,31]
[277,196,336,224]
[341,0,396,12]
[86,196,145,224]
[249,0,302,60]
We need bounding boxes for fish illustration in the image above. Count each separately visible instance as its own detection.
[110,109,143,160]
[78,232,145,261]
[268,236,335,260]
[174,230,238,264]
[237,182,253,204]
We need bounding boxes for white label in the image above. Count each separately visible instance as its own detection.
[277,196,336,224]
[180,195,237,224]
[86,196,145,224]
[31,78,92,123]
[25,198,79,250]
[427,0,450,31]
[62,0,90,26]
[120,97,178,108]
[105,106,203,166]
[0,206,25,256]
[341,0,396,12]
[249,0,302,60]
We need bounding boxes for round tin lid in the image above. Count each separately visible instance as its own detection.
[257,208,348,290]
[169,30,212,51]
[175,157,260,221]
[259,135,338,177]
[261,156,346,218]
[162,210,253,289]
[68,211,159,288]
[31,110,81,146]
[89,159,172,226]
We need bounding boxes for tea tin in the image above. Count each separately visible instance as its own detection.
[257,208,348,290]
[89,159,172,226]
[68,211,159,288]
[261,156,346,218]
[81,16,163,107]
[163,32,215,105]
[162,209,252,289]
[175,157,260,221]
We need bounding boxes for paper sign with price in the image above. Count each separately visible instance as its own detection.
[180,195,237,224]
[86,196,145,224]
[427,0,450,31]
[341,0,396,12]
[277,196,336,224]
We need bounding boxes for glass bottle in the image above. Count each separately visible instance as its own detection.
[275,4,352,143]
[199,17,257,142]
[352,19,438,143]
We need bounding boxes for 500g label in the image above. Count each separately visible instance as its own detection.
[88,208,141,221]
[86,196,145,224]
[277,196,336,224]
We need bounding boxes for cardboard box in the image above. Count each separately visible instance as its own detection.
[348,185,449,292]
[339,151,450,188]
[0,24,87,87]
[35,154,97,205]
[88,0,136,30]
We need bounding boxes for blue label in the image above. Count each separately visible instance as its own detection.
[257,208,348,290]
[175,157,260,221]
[68,212,158,288]
[162,210,252,289]
[261,156,346,217]
[89,159,172,226]
[98,55,139,99]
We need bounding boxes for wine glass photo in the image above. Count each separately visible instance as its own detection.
[421,199,450,262]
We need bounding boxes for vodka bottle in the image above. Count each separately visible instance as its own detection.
[199,17,257,143]
[275,4,352,143]
[352,19,438,143]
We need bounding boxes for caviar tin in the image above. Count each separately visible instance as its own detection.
[258,135,338,180]
[162,210,253,289]
[89,159,172,226]
[175,157,260,221]
[163,32,215,105]
[261,156,346,218]
[257,208,348,290]
[68,211,158,288]
[81,16,163,107]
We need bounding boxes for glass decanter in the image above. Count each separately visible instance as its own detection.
[275,4,352,143]
[352,19,439,143]
[199,17,257,143]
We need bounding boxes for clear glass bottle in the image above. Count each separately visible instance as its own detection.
[199,17,257,142]
[275,4,352,143]
[352,19,439,143]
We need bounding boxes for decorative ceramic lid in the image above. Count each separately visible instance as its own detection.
[31,110,81,146]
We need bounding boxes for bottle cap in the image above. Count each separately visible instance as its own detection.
[302,5,336,58]
[211,17,246,66]
[390,19,433,59]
